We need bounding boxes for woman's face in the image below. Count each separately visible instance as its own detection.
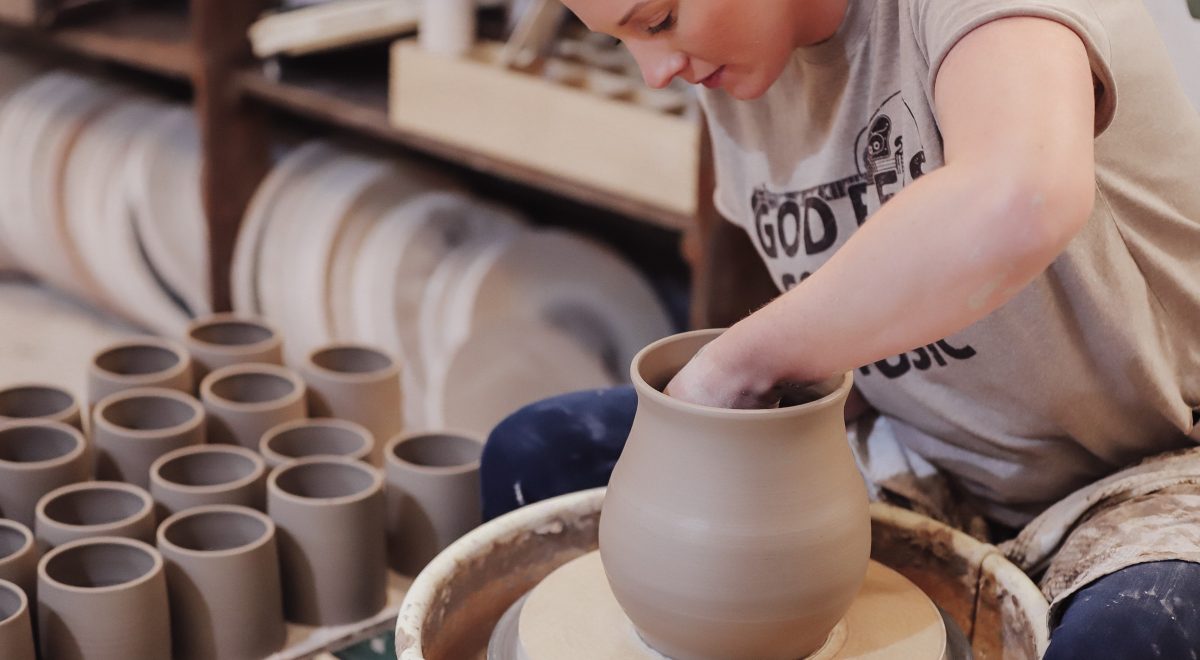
[561,0,847,100]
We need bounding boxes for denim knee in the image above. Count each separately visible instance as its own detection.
[480,385,637,521]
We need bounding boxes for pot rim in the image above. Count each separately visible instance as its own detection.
[37,536,163,595]
[0,420,87,471]
[36,481,154,532]
[92,387,204,440]
[0,382,79,421]
[156,504,275,559]
[89,336,191,385]
[302,342,401,384]
[630,329,854,422]
[199,363,306,413]
[384,430,484,476]
[185,313,282,356]
[267,456,383,507]
[0,519,33,565]
[150,444,266,495]
[0,577,28,626]
[259,418,374,466]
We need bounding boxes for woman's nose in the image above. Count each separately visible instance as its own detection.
[636,50,687,89]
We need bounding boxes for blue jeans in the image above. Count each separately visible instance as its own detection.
[480,387,1200,658]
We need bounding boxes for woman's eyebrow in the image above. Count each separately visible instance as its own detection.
[618,1,650,26]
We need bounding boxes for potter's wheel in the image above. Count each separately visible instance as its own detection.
[488,552,956,660]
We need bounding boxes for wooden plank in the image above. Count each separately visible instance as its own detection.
[236,67,694,231]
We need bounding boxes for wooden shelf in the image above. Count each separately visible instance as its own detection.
[235,67,693,231]
[0,8,193,79]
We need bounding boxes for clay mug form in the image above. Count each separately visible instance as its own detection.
[184,313,284,383]
[91,386,205,488]
[150,444,268,517]
[267,456,387,625]
[199,363,307,449]
[37,536,171,660]
[0,579,35,660]
[383,431,483,575]
[300,343,402,466]
[35,481,156,549]
[0,520,37,602]
[0,421,90,529]
[259,417,375,469]
[0,384,82,431]
[157,505,286,660]
[599,329,871,660]
[87,336,193,408]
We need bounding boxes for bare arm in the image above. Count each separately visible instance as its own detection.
[667,16,1098,407]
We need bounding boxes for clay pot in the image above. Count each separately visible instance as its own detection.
[267,457,386,625]
[37,537,171,660]
[150,444,267,517]
[0,384,82,430]
[300,343,401,465]
[35,481,156,549]
[91,387,205,488]
[199,363,306,449]
[87,336,193,408]
[599,329,870,660]
[184,313,284,383]
[384,431,483,575]
[0,421,89,529]
[157,505,286,660]
[0,579,35,660]
[259,418,374,469]
[0,520,37,601]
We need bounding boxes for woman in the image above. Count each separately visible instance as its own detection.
[482,0,1200,656]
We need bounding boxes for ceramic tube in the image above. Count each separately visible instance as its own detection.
[300,344,401,466]
[150,445,267,517]
[199,363,306,450]
[90,387,205,488]
[420,0,475,56]
[87,337,193,408]
[0,579,35,660]
[259,418,374,470]
[184,313,284,383]
[0,422,89,529]
[0,521,37,605]
[0,384,82,431]
[35,481,156,549]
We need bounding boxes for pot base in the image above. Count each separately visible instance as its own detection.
[490,552,947,660]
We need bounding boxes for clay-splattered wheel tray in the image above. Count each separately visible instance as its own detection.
[396,488,1050,660]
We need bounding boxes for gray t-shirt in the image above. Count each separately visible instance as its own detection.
[699,0,1200,525]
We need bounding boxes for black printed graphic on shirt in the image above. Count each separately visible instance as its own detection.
[746,92,976,377]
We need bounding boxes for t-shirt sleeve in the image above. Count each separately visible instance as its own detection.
[910,0,1117,135]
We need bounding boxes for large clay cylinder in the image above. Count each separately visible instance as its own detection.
[300,344,401,466]
[259,418,374,469]
[87,337,193,408]
[199,363,306,449]
[599,329,870,660]
[35,481,156,549]
[267,457,387,625]
[150,444,268,517]
[91,387,205,488]
[157,505,286,660]
[0,579,35,660]
[0,521,37,601]
[0,384,82,431]
[384,431,483,575]
[37,537,171,660]
[184,313,284,383]
[0,421,90,528]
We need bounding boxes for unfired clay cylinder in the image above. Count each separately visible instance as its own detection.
[87,337,193,408]
[157,505,286,660]
[599,329,871,660]
[0,579,35,660]
[200,363,306,449]
[37,537,171,660]
[184,313,284,383]
[91,387,205,488]
[259,418,374,469]
[384,431,483,575]
[267,457,387,625]
[150,444,267,517]
[35,481,156,549]
[0,421,89,528]
[0,384,81,430]
[300,344,401,466]
[0,521,37,601]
